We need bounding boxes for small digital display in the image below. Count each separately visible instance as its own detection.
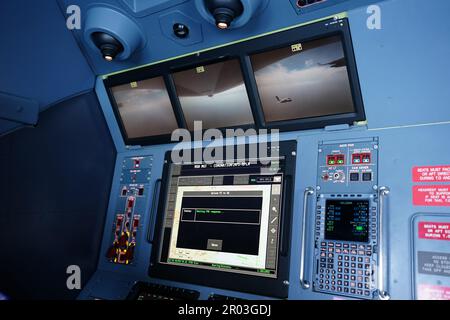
[172,59,254,130]
[110,76,179,138]
[325,200,369,243]
[250,35,355,123]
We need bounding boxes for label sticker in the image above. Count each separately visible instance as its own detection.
[413,165,450,182]
[418,284,450,300]
[418,251,450,277]
[413,186,450,206]
[418,222,450,240]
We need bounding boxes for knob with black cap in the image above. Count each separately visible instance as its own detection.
[205,0,244,29]
[91,32,124,62]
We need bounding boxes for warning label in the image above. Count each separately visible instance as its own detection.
[413,165,450,182]
[418,222,450,240]
[413,185,450,206]
[418,251,450,277]
[418,284,450,300]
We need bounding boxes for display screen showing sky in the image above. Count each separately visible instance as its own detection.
[173,59,254,131]
[111,76,179,138]
[251,35,355,123]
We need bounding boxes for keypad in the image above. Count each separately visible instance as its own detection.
[316,241,374,298]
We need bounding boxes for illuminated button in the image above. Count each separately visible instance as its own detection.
[362,154,371,163]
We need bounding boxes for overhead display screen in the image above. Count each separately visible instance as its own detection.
[325,200,370,243]
[172,59,254,130]
[250,35,355,123]
[110,77,179,139]
[157,160,285,278]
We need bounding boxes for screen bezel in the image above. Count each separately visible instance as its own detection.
[104,17,365,146]
[148,141,297,298]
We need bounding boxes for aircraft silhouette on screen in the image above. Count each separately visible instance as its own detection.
[276,96,293,103]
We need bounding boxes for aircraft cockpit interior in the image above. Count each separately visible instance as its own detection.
[1,0,450,307]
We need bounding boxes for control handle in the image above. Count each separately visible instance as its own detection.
[147,179,162,243]
[300,187,315,289]
[377,186,391,300]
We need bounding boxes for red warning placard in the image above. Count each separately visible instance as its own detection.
[413,185,450,206]
[418,284,450,300]
[413,165,450,182]
[418,222,450,241]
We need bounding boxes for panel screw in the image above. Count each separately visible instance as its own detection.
[283,280,290,286]
[316,186,321,191]
[374,145,379,150]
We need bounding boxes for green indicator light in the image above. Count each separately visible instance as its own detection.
[356,226,363,231]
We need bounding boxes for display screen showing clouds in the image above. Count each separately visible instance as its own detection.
[251,35,355,123]
[111,77,179,138]
[173,59,254,131]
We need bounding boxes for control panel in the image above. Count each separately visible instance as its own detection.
[106,156,153,264]
[313,138,380,299]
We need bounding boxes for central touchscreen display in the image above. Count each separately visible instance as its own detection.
[158,160,284,278]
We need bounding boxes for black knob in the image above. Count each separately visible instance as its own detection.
[173,23,189,38]
[205,0,244,29]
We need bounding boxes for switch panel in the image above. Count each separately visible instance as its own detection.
[106,155,153,265]
[313,138,380,300]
